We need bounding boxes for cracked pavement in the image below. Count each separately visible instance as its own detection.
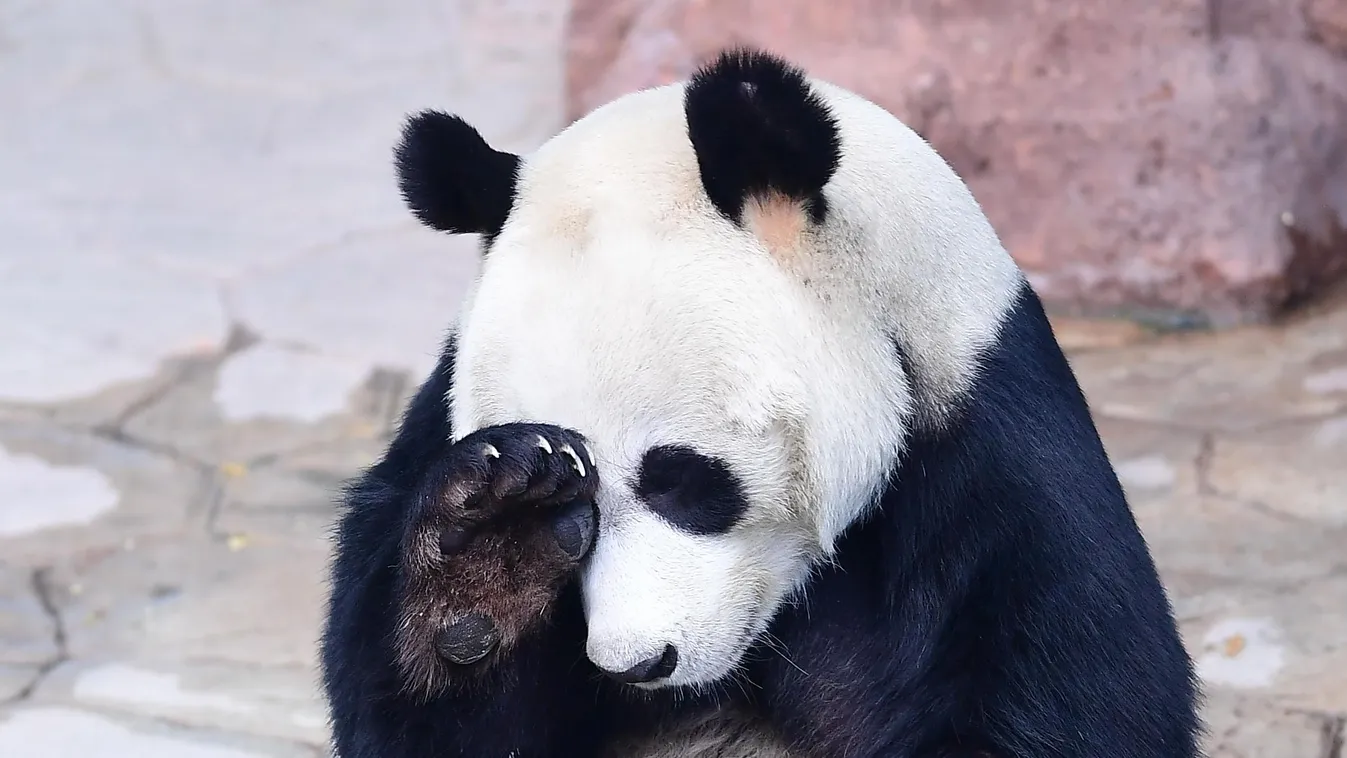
[1,1,1345,756]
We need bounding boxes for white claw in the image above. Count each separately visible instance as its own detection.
[584,444,595,467]
[483,443,501,459]
[560,444,586,477]
[536,435,553,454]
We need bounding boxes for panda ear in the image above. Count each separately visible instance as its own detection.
[684,48,841,226]
[394,110,521,238]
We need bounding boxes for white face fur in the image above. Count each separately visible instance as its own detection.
[448,79,1022,689]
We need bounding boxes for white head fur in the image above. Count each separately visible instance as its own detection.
[420,50,1023,689]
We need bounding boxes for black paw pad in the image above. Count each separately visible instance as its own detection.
[551,499,598,561]
[437,613,501,665]
[439,525,473,557]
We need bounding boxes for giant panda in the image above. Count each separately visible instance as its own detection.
[320,48,1201,758]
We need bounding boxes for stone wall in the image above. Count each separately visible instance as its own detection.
[565,0,1347,327]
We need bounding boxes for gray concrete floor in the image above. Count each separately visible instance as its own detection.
[1,2,1344,755]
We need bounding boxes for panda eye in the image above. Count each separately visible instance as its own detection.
[633,445,748,535]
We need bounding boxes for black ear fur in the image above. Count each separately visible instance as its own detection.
[684,48,842,225]
[394,110,521,238]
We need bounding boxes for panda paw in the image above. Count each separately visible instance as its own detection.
[393,423,599,695]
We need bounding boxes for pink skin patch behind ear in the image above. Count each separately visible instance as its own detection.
[744,192,808,259]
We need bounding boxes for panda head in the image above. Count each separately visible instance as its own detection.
[396,49,1022,690]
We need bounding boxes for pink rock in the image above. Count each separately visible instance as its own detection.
[565,0,1347,326]
[1306,0,1347,55]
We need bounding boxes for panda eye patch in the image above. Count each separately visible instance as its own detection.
[634,445,749,535]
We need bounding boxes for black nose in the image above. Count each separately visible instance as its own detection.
[605,644,678,684]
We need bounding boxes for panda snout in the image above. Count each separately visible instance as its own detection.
[595,643,679,684]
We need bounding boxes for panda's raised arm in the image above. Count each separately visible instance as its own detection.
[319,335,615,757]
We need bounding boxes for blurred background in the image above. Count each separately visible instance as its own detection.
[0,1,1343,756]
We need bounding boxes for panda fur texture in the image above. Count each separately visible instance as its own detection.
[320,48,1200,758]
